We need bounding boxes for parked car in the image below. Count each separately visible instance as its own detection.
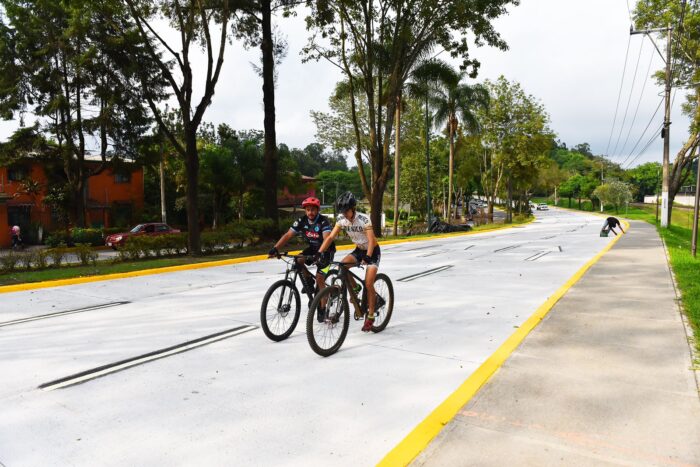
[537,203,549,211]
[105,223,180,249]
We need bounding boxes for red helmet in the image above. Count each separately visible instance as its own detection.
[301,197,321,208]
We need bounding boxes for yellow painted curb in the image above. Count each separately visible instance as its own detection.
[0,218,534,295]
[377,220,631,467]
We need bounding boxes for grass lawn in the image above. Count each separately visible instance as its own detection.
[658,225,700,356]
[0,216,530,287]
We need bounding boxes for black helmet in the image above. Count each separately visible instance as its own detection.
[336,191,357,212]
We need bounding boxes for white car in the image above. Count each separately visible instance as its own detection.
[537,203,549,211]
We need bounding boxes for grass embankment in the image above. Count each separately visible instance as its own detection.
[658,226,700,356]
[0,216,530,287]
[535,197,699,354]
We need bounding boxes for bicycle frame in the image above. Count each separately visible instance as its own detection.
[328,261,367,317]
[278,253,317,302]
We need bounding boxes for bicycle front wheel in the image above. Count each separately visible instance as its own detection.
[306,285,349,357]
[371,273,394,333]
[260,280,301,341]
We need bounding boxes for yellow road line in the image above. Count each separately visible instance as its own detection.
[0,218,534,295]
[377,220,631,467]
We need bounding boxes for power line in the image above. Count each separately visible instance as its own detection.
[604,35,633,157]
[618,41,655,156]
[624,125,663,169]
[619,96,664,167]
[611,38,646,158]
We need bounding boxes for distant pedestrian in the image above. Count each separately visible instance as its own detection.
[601,217,624,236]
[10,225,22,250]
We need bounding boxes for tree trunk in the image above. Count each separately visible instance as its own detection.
[370,175,383,237]
[261,0,279,232]
[185,131,201,255]
[446,120,454,222]
[393,95,400,236]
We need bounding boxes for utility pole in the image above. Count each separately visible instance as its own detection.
[632,24,673,227]
[655,166,660,223]
[160,148,167,224]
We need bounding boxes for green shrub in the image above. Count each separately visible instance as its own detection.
[201,230,232,254]
[34,249,49,269]
[45,232,70,247]
[74,243,98,266]
[71,228,104,246]
[48,245,67,267]
[0,252,20,274]
[18,251,35,270]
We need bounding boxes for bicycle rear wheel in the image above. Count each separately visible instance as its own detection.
[306,285,349,357]
[370,273,394,333]
[260,280,301,341]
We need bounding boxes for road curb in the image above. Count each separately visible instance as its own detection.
[0,218,534,295]
[377,218,630,467]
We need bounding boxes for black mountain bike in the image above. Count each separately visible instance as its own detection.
[260,253,336,342]
[306,261,394,357]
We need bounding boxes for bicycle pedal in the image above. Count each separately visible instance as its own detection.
[353,311,363,321]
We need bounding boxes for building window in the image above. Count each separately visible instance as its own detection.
[8,206,31,227]
[115,172,131,184]
[8,167,27,182]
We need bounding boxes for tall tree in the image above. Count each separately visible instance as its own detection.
[119,0,233,254]
[423,60,489,220]
[304,0,516,235]
[235,0,297,231]
[479,76,553,221]
[0,0,155,226]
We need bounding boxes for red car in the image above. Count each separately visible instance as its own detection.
[105,223,180,249]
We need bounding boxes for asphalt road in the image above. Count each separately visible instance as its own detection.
[0,208,613,466]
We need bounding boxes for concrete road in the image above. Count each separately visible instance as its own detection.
[0,209,614,466]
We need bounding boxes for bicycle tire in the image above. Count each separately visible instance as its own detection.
[371,273,394,333]
[306,285,349,357]
[260,280,301,342]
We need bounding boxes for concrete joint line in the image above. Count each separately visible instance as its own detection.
[493,244,520,253]
[0,301,130,328]
[38,325,258,391]
[524,251,551,262]
[397,265,454,283]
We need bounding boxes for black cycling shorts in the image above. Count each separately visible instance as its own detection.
[348,245,381,267]
[301,246,334,276]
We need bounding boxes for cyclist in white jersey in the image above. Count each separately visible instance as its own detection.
[317,192,381,332]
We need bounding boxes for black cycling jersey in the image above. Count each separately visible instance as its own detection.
[290,214,336,252]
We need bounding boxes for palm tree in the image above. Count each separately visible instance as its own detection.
[406,60,454,225]
[429,67,489,221]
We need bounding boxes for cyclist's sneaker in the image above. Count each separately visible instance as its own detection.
[362,316,374,332]
[376,295,386,310]
[316,306,326,323]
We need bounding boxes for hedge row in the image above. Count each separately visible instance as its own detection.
[0,244,98,274]
[42,219,277,248]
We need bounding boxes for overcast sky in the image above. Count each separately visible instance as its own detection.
[0,0,692,168]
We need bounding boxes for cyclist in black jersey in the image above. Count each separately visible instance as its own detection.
[269,197,336,318]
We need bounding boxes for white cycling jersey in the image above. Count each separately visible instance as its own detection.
[336,212,372,249]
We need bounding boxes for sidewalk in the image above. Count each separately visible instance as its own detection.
[414,221,700,466]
